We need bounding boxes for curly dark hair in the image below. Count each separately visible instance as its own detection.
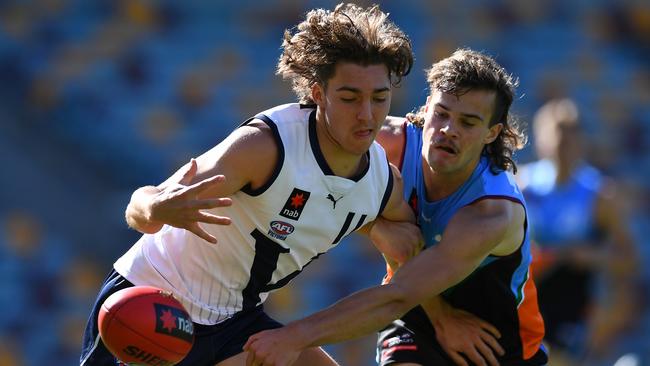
[408,48,526,174]
[277,3,414,104]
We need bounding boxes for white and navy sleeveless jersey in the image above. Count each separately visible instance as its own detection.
[114,103,393,325]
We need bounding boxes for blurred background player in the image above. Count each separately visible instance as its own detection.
[518,98,640,366]
[79,3,418,366]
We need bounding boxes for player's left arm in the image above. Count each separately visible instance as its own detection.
[356,163,422,267]
[417,200,523,366]
[393,197,524,303]
[244,199,524,366]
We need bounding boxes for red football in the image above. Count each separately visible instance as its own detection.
[98,286,194,366]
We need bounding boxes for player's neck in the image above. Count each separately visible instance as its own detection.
[314,128,368,179]
[422,157,477,201]
[552,156,580,184]
[321,146,368,178]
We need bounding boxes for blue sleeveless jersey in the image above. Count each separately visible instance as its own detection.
[399,122,547,364]
[400,122,531,281]
[521,159,602,247]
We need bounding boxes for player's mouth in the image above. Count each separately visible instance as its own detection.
[434,141,458,155]
[354,128,374,138]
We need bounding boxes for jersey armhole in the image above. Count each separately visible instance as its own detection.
[240,114,285,196]
[378,158,394,216]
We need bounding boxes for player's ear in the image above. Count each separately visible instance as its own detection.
[311,83,325,107]
[484,122,503,144]
[424,95,431,112]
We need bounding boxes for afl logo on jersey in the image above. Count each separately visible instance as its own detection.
[268,221,295,240]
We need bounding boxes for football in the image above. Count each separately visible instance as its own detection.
[98,286,194,366]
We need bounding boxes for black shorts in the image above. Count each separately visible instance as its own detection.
[377,306,455,366]
[80,269,283,366]
[377,306,548,366]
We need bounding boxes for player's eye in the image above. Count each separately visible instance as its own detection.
[433,110,447,118]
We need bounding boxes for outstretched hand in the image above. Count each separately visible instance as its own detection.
[148,159,233,243]
[423,297,504,366]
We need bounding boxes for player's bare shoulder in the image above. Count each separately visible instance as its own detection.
[233,119,280,189]
[466,198,526,256]
[378,116,408,165]
[195,119,279,193]
[239,119,278,152]
[381,116,407,135]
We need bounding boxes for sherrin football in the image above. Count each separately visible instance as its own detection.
[98,286,194,366]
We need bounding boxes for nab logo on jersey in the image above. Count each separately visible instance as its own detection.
[279,188,310,221]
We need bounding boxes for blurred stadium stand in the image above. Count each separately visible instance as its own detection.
[0,0,648,365]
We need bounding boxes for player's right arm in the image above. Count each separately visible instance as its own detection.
[125,120,278,243]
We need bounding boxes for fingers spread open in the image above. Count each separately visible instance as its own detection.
[195,211,232,226]
[187,223,217,244]
[186,175,226,196]
[191,198,232,210]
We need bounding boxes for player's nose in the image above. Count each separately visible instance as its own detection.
[440,120,458,138]
[356,99,372,122]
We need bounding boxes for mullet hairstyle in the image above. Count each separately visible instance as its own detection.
[408,48,526,174]
[277,3,414,104]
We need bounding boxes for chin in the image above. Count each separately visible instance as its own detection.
[351,141,373,155]
[353,147,371,157]
[429,156,455,173]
